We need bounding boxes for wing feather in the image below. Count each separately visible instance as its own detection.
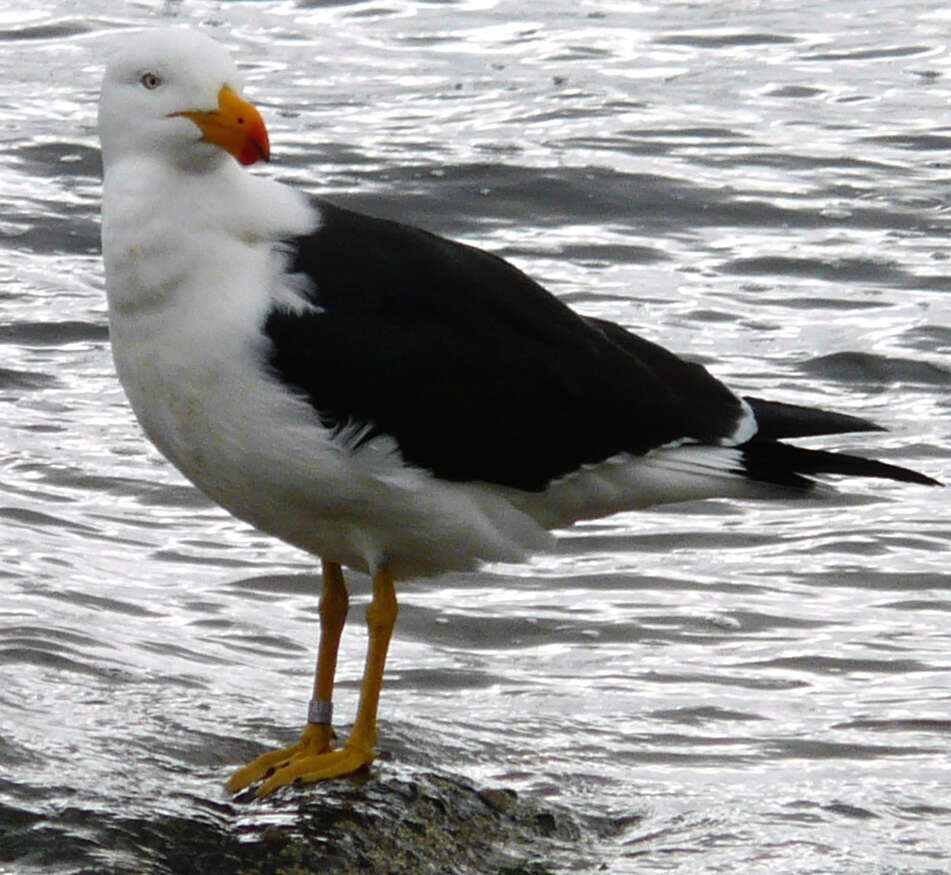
[263,200,749,491]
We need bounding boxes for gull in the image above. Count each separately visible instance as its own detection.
[97,28,938,796]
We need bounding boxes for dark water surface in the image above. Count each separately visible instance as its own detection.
[2,1,951,872]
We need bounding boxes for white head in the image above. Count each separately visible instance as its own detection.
[98,29,269,173]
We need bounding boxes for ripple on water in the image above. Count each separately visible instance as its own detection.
[1,1,951,873]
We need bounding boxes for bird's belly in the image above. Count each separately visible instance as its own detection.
[115,333,345,538]
[112,333,535,576]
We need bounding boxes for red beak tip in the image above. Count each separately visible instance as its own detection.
[238,136,270,166]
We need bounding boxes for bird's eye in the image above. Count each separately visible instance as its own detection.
[140,72,162,90]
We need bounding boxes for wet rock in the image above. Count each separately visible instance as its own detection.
[76,771,595,874]
[236,772,583,874]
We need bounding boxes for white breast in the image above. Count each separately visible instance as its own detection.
[101,157,553,578]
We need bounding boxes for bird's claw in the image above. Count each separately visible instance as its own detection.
[226,722,374,796]
[227,722,333,794]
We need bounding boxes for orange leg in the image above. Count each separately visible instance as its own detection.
[310,558,349,744]
[226,559,348,792]
[226,563,398,796]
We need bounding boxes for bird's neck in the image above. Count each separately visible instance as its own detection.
[102,157,315,308]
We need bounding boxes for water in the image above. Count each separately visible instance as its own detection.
[2,1,951,872]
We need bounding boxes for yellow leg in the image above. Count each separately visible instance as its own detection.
[312,558,349,734]
[226,564,399,797]
[226,559,349,792]
[340,566,397,759]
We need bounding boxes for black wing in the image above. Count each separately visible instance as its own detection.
[263,200,747,491]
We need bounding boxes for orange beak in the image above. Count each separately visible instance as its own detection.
[173,86,270,166]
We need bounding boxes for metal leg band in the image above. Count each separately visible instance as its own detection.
[308,698,333,725]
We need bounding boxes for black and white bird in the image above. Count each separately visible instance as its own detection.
[98,28,938,796]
